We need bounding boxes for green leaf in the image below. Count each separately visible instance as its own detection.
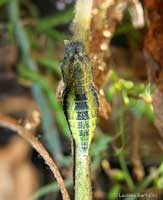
[105,84,116,101]
[108,70,118,81]
[112,170,125,181]
[37,57,61,75]
[44,29,66,41]
[130,99,154,122]
[0,0,7,7]
[18,65,70,138]
[32,179,73,199]
[107,184,121,200]
[121,79,134,90]
[36,7,73,32]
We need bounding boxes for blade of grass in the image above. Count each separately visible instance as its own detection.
[32,179,73,200]
[116,108,135,190]
[37,57,61,76]
[44,29,66,41]
[18,66,70,139]
[8,0,65,164]
[36,7,73,32]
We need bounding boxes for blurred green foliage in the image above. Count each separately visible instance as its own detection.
[18,65,69,138]
[33,179,73,200]
[36,7,73,32]
[1,0,162,199]
[106,70,154,122]
[37,57,61,75]
[91,130,113,170]
[0,0,7,6]
[108,184,121,200]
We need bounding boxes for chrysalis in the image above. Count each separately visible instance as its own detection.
[61,40,99,154]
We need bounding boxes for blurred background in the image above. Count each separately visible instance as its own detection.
[0,0,163,199]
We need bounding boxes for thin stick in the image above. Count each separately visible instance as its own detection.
[0,114,70,200]
[75,148,92,200]
[73,0,93,44]
[117,109,135,190]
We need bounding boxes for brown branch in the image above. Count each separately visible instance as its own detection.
[144,0,163,137]
[88,0,128,119]
[0,114,70,200]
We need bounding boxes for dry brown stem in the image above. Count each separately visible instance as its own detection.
[144,0,163,136]
[89,0,128,119]
[0,114,70,200]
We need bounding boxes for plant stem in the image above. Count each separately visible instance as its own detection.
[118,108,134,190]
[75,147,92,200]
[73,0,93,45]
[71,1,94,199]
[118,150,134,190]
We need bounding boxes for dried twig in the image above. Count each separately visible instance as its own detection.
[0,114,70,200]
[89,0,128,119]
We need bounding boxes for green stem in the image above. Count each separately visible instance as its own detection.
[73,0,93,46]
[75,147,92,200]
[118,150,134,190]
[72,1,94,199]
[118,108,134,190]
